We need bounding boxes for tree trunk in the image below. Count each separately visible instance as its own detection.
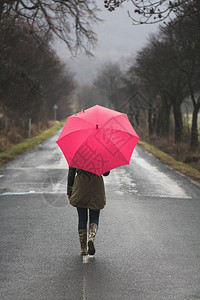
[188,79,200,150]
[190,103,200,149]
[156,100,171,137]
[148,108,156,136]
[172,101,183,143]
[148,108,153,136]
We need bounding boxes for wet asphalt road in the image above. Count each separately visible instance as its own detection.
[0,129,200,300]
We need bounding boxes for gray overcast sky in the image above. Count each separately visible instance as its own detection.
[55,1,159,84]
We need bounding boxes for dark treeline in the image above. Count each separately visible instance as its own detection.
[0,18,75,148]
[0,1,99,150]
[130,0,200,149]
[94,1,200,150]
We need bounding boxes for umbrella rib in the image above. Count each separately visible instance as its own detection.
[71,115,96,128]
[69,129,96,166]
[100,130,131,165]
[100,114,131,134]
[56,128,93,144]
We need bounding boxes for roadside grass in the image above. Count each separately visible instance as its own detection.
[138,140,200,184]
[0,120,65,167]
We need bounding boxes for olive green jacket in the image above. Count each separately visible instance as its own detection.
[67,168,110,210]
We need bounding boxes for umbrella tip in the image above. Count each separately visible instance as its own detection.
[81,109,85,113]
[96,124,98,129]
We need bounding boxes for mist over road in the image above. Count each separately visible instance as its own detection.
[0,129,200,299]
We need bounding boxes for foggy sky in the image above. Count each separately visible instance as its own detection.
[54,1,159,84]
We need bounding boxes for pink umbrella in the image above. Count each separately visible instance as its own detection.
[56,105,140,176]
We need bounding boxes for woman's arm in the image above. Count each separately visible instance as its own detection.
[67,167,76,198]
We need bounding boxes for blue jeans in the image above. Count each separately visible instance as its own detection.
[77,208,100,230]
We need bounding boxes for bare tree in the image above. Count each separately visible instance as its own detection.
[131,34,187,141]
[75,84,106,110]
[0,18,75,124]
[161,4,200,148]
[104,0,200,24]
[94,62,124,108]
[0,0,100,54]
[127,1,200,146]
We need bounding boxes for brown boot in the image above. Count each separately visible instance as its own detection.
[88,223,98,255]
[78,229,88,256]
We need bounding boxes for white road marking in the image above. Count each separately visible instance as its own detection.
[0,192,67,196]
[0,191,35,196]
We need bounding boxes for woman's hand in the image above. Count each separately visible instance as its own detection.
[67,195,70,201]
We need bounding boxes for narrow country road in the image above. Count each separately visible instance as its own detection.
[0,129,200,300]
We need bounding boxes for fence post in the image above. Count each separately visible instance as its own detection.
[5,117,8,147]
[53,104,58,121]
[28,118,31,138]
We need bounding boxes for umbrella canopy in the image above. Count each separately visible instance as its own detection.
[56,105,140,176]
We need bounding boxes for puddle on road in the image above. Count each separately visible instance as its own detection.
[104,167,138,196]
[0,190,35,196]
[104,149,191,199]
[132,149,191,199]
[0,147,191,199]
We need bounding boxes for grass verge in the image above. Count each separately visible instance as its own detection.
[138,140,200,184]
[0,120,65,167]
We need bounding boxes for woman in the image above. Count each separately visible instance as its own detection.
[67,167,110,256]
